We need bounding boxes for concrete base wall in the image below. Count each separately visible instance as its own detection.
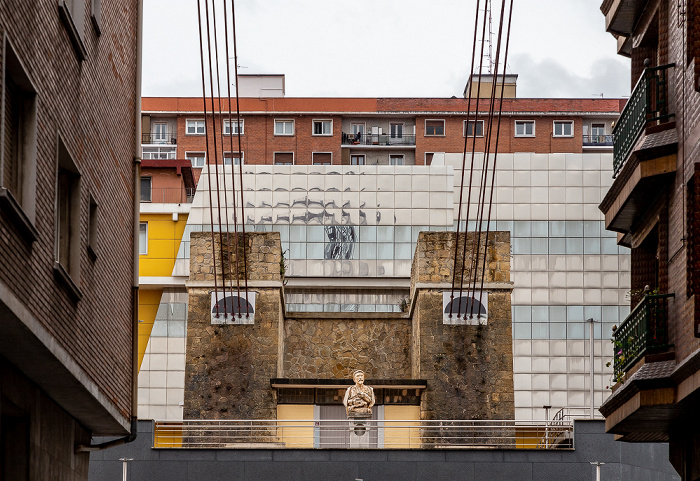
[88,420,680,481]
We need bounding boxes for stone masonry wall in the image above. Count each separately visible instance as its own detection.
[412,231,514,420]
[184,232,282,420]
[283,316,412,379]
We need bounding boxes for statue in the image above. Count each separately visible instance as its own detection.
[343,369,375,417]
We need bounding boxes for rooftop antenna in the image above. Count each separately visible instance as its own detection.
[487,0,493,74]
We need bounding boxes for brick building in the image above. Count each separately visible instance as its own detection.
[137,80,631,422]
[597,0,700,479]
[0,1,140,480]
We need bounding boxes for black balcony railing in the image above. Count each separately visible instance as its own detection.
[141,187,195,204]
[142,132,177,145]
[612,293,674,380]
[583,134,613,146]
[612,63,675,177]
[342,132,416,146]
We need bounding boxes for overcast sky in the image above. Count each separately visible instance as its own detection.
[142,0,631,99]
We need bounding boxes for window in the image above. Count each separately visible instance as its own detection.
[312,153,332,165]
[56,138,82,289]
[223,152,244,165]
[223,119,244,135]
[553,121,573,137]
[139,223,148,255]
[514,120,535,137]
[389,155,404,165]
[140,176,152,202]
[142,146,176,159]
[88,195,98,258]
[464,120,484,137]
[91,0,102,34]
[274,119,294,136]
[153,122,168,143]
[312,120,332,136]
[185,152,206,168]
[425,119,444,136]
[274,152,294,165]
[1,39,38,227]
[58,0,87,59]
[390,123,403,138]
[350,155,365,165]
[186,119,205,135]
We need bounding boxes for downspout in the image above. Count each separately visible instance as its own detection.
[76,0,142,452]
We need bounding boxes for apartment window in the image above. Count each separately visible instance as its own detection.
[425,119,445,136]
[58,0,87,59]
[88,195,98,258]
[223,152,244,165]
[185,152,206,168]
[350,155,365,165]
[139,223,148,255]
[274,119,294,136]
[55,138,82,290]
[312,120,332,136]
[153,122,168,143]
[1,39,38,229]
[223,119,244,135]
[390,123,403,138]
[553,121,574,137]
[186,119,205,135]
[514,120,535,137]
[425,153,434,165]
[390,155,404,165]
[140,176,152,202]
[142,146,176,159]
[91,0,102,34]
[464,120,484,137]
[312,152,332,165]
[274,152,294,165]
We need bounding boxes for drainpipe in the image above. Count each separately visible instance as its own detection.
[76,0,142,452]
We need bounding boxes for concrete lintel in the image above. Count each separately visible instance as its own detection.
[139,276,187,288]
[139,203,192,215]
[185,280,283,289]
[413,282,514,291]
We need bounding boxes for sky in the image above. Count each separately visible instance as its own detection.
[142,0,631,99]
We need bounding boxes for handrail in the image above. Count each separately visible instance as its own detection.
[612,293,674,378]
[152,419,574,450]
[142,132,177,144]
[612,63,675,177]
[341,132,416,146]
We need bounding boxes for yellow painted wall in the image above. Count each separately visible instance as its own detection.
[139,213,188,277]
[383,405,421,448]
[153,422,183,448]
[276,405,315,448]
[138,289,163,369]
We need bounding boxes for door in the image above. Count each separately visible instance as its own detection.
[390,123,403,144]
[153,122,168,144]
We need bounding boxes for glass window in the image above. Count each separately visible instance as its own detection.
[307,226,324,242]
[512,238,531,254]
[532,306,549,322]
[223,119,244,135]
[549,221,566,237]
[584,305,602,322]
[186,119,205,135]
[601,238,618,254]
[360,243,376,259]
[186,152,206,168]
[464,120,484,137]
[274,152,293,165]
[583,221,601,237]
[425,119,445,136]
[532,240,548,255]
[567,305,584,322]
[140,176,151,202]
[532,323,549,339]
[290,225,307,242]
[513,323,531,339]
[566,221,584,237]
[550,323,567,339]
[549,306,567,322]
[553,121,574,137]
[565,238,583,254]
[377,243,393,260]
[513,221,531,237]
[289,242,305,259]
[139,222,147,254]
[274,119,294,135]
[395,243,413,259]
[601,305,619,323]
[512,305,532,322]
[584,238,601,254]
[531,221,548,237]
[360,226,377,242]
[515,120,535,137]
[312,120,332,135]
[389,155,404,165]
[549,238,566,254]
[312,152,332,165]
[395,226,412,242]
[224,152,244,165]
[567,323,586,339]
[350,155,365,165]
[307,243,324,259]
[377,226,394,242]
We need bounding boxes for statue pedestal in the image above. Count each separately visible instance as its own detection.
[347,412,372,448]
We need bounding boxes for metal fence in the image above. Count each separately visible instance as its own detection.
[341,133,416,146]
[582,134,613,146]
[153,419,574,450]
[141,187,195,204]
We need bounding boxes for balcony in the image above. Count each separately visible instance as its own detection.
[143,132,177,145]
[612,293,673,380]
[141,187,195,204]
[582,134,613,147]
[342,132,416,147]
[142,145,177,160]
[612,63,675,177]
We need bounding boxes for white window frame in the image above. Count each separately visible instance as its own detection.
[351,123,366,135]
[389,154,404,165]
[139,222,148,255]
[274,119,295,136]
[552,120,574,138]
[425,119,445,136]
[223,119,244,135]
[350,154,365,166]
[312,152,333,165]
[274,152,294,165]
[223,151,244,165]
[312,119,333,136]
[463,120,485,137]
[186,119,205,135]
[514,120,535,138]
[140,176,152,202]
[185,151,206,168]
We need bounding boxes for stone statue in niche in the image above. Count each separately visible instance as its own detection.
[343,370,375,418]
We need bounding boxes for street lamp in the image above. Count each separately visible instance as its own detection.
[590,461,605,481]
[119,457,133,481]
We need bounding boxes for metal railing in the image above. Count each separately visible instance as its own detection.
[612,63,675,177]
[612,293,674,379]
[582,134,613,146]
[143,132,177,145]
[342,132,416,146]
[153,419,574,450]
[141,187,195,204]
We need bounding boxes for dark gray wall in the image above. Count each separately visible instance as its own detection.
[89,420,679,481]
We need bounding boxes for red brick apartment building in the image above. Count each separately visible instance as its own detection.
[141,89,624,179]
[0,1,140,480]
[597,0,700,479]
